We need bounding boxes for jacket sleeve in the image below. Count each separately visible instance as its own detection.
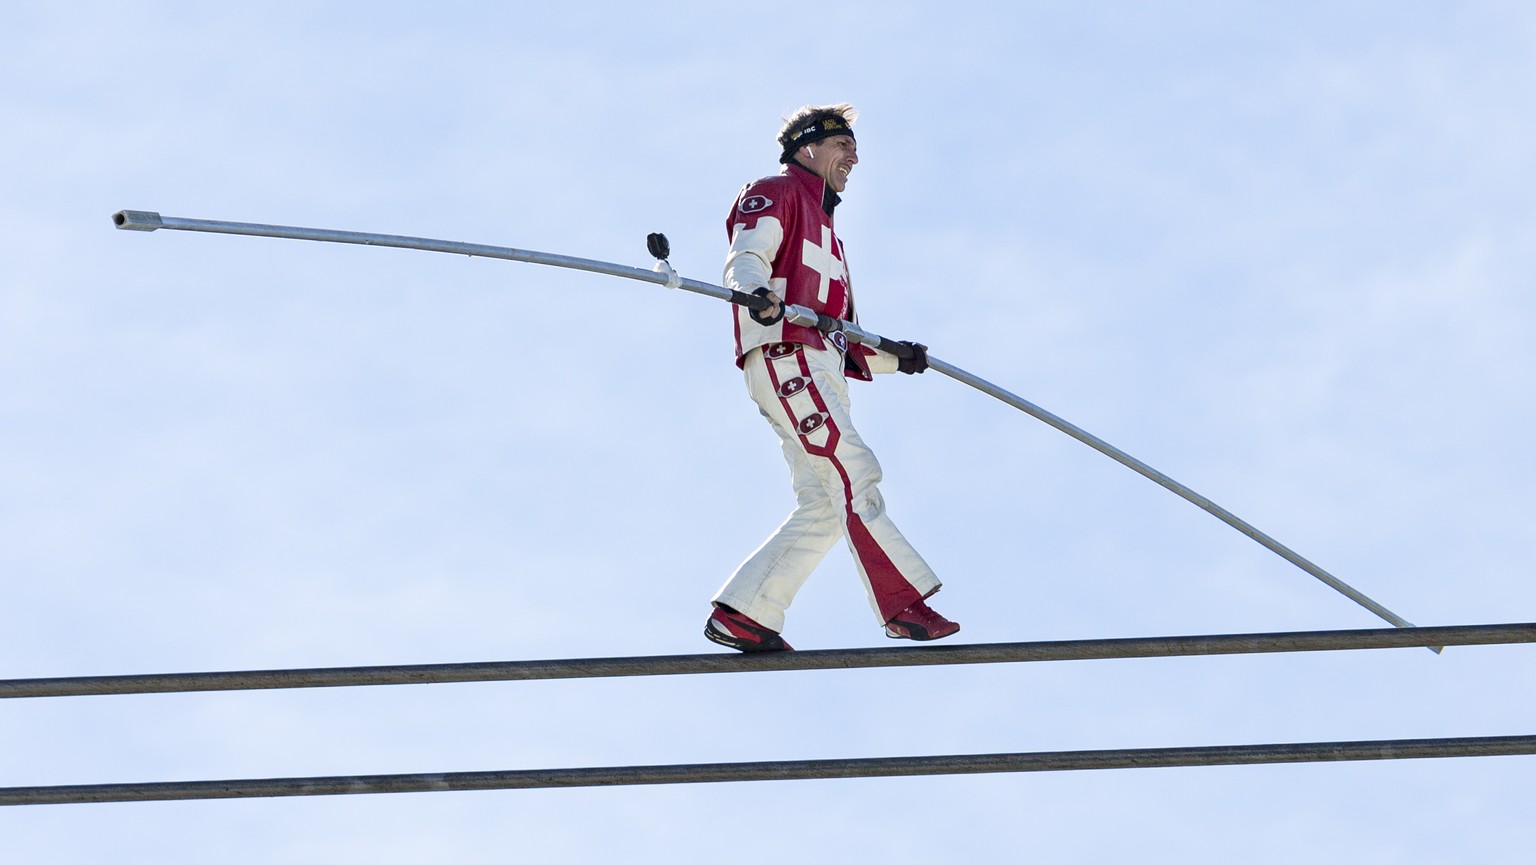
[842,343,899,380]
[723,216,783,293]
[724,180,788,293]
[863,345,902,375]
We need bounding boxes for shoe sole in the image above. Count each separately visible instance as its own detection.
[884,623,961,641]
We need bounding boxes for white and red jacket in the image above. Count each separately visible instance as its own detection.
[724,163,892,380]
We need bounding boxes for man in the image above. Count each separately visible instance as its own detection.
[705,103,960,652]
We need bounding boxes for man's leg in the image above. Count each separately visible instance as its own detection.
[712,437,843,633]
[802,369,942,625]
[741,344,944,623]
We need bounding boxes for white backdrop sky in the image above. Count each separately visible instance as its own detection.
[3,2,1534,861]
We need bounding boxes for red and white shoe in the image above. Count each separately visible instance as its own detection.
[884,599,960,641]
[705,605,794,652]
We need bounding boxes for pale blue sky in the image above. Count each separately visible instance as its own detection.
[3,2,1534,861]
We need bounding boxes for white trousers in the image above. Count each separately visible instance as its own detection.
[713,342,941,633]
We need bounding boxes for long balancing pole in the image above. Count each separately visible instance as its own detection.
[112,210,1417,630]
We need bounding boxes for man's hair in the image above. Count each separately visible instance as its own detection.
[777,103,859,163]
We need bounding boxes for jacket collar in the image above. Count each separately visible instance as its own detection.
[784,161,841,216]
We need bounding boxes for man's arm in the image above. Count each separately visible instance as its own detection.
[725,216,785,323]
[856,341,927,376]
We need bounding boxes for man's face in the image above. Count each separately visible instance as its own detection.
[799,134,858,193]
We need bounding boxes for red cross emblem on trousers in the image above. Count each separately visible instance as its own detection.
[778,377,806,398]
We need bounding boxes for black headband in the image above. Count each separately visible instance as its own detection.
[779,114,856,163]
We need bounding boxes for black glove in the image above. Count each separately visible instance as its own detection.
[748,287,784,326]
[896,341,929,374]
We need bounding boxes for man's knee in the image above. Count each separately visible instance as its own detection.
[850,486,886,522]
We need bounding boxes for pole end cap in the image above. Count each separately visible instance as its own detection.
[113,210,163,231]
